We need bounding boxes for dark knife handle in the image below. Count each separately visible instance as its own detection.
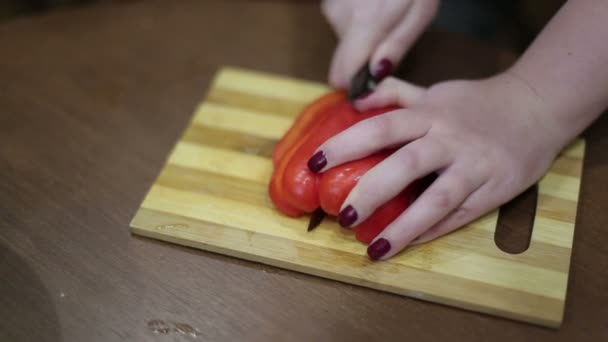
[348,63,378,101]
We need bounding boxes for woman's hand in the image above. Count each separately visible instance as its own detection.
[322,0,439,89]
[308,73,573,260]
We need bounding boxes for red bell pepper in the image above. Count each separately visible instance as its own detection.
[269,91,422,243]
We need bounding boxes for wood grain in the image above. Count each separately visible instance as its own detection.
[130,67,585,328]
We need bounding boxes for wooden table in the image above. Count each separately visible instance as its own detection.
[1,1,607,341]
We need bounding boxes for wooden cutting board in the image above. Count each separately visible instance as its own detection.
[130,66,585,328]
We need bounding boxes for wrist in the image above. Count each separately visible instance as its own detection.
[491,68,586,151]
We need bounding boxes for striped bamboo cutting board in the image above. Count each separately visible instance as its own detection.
[130,66,585,328]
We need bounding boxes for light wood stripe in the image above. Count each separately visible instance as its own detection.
[539,173,580,201]
[131,207,565,327]
[141,184,567,299]
[531,217,575,248]
[182,123,277,159]
[168,142,272,184]
[211,67,329,104]
[157,164,273,208]
[193,102,292,140]
[536,194,577,222]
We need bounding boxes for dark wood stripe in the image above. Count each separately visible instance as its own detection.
[551,155,583,177]
[182,123,277,159]
[537,194,577,222]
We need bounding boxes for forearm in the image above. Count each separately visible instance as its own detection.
[509,0,608,140]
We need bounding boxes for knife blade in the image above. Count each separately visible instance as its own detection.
[307,207,327,232]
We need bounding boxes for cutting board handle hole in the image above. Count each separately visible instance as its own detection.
[494,184,538,254]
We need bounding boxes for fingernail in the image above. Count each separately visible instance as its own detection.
[367,238,391,260]
[337,205,358,227]
[307,151,327,173]
[373,58,393,81]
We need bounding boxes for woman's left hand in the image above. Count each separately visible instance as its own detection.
[308,73,572,260]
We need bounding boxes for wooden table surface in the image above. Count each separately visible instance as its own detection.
[1,1,607,341]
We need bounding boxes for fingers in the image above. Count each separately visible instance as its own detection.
[354,77,425,110]
[328,3,411,89]
[328,24,387,89]
[311,109,430,172]
[409,195,483,246]
[367,163,485,260]
[321,0,351,38]
[410,182,509,245]
[369,0,440,74]
[337,137,451,228]
[326,0,439,89]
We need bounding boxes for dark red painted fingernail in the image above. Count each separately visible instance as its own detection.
[338,205,358,227]
[307,151,327,173]
[367,238,391,260]
[373,58,393,81]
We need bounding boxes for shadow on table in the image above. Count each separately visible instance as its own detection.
[0,243,61,342]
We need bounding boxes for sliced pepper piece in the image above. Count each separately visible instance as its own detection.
[273,91,346,167]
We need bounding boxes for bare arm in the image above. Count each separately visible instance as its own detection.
[510,0,608,140]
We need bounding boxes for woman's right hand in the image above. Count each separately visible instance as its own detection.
[322,0,440,89]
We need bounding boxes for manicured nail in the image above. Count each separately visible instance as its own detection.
[337,205,358,227]
[373,58,393,81]
[307,151,327,173]
[367,238,391,260]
